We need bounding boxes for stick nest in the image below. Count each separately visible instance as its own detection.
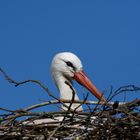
[0,68,140,140]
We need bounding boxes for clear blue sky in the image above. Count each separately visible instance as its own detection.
[0,1,140,112]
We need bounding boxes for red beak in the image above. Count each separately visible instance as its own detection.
[73,70,106,102]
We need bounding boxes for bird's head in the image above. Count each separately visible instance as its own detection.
[51,52,106,102]
[51,52,83,79]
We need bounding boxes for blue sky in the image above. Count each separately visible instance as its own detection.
[0,1,140,112]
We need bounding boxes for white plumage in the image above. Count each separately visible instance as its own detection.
[51,52,83,111]
[24,52,106,125]
[51,52,106,111]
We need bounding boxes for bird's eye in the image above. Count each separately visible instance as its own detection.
[65,61,76,71]
[66,61,73,67]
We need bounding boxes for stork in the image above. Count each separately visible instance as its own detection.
[24,52,106,125]
[51,52,106,111]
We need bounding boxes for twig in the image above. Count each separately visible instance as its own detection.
[0,67,71,110]
[1,67,140,139]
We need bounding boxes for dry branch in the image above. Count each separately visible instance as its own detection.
[0,67,140,140]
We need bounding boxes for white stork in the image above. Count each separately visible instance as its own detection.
[51,52,106,111]
[24,52,106,125]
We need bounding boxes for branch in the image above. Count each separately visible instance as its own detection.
[0,67,71,110]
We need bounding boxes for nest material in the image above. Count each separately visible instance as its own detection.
[0,99,140,140]
[0,68,140,140]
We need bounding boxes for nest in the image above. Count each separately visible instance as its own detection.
[0,68,140,140]
[0,99,140,140]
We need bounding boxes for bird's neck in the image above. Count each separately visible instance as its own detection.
[53,73,83,111]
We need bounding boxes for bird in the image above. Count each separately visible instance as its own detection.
[23,52,106,125]
[51,52,106,111]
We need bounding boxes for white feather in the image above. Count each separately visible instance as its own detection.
[51,52,83,111]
